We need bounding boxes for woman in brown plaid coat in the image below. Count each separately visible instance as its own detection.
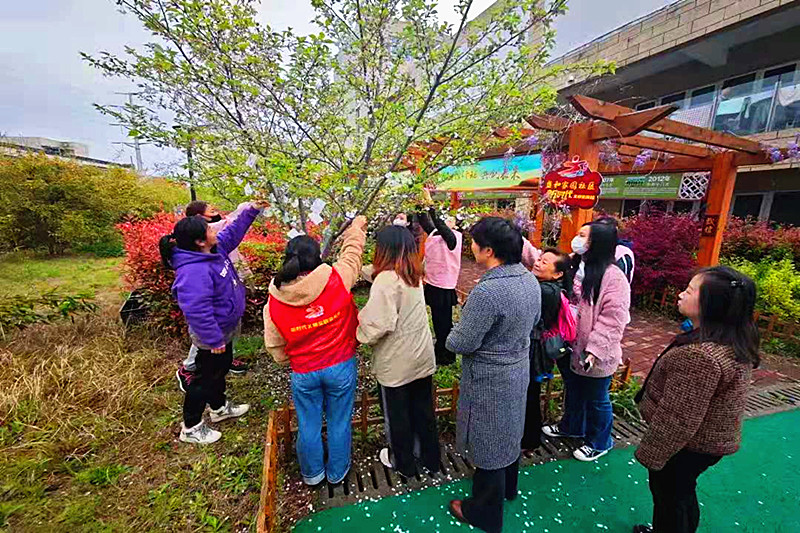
[633,266,760,533]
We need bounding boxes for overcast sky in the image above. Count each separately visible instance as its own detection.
[0,0,671,172]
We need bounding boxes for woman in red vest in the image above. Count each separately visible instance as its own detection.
[263,216,367,486]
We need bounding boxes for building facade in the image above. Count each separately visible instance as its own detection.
[0,136,133,169]
[551,0,800,225]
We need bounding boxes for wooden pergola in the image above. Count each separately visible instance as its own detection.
[496,95,784,266]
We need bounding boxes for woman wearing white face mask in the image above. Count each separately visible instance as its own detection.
[572,219,635,300]
[544,221,631,462]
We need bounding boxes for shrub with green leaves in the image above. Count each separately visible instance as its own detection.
[0,291,98,332]
[0,155,188,255]
[721,256,800,321]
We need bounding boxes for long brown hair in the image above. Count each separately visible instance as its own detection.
[372,225,423,287]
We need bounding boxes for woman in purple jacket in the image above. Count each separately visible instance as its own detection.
[543,221,631,462]
[159,202,263,444]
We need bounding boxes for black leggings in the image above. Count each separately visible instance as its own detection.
[424,284,457,365]
[521,379,543,450]
[648,449,722,533]
[380,376,441,477]
[183,343,233,427]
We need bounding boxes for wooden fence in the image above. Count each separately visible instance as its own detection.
[640,286,800,343]
[257,362,632,532]
[256,411,279,533]
[273,385,461,448]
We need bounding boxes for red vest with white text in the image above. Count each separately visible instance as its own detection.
[269,269,358,374]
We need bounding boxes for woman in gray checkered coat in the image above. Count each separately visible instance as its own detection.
[445,217,541,533]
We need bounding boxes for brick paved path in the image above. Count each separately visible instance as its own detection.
[456,258,794,384]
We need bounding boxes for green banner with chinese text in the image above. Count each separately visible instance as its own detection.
[600,173,682,199]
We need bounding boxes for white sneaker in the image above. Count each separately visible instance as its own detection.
[573,445,610,462]
[180,421,221,444]
[379,447,393,469]
[209,401,250,423]
[542,424,573,438]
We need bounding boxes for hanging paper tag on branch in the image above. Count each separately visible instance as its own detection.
[540,156,602,209]
[310,199,326,216]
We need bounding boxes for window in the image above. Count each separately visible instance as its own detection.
[671,86,716,127]
[732,194,763,220]
[713,74,773,135]
[764,65,800,131]
[622,199,642,217]
[644,62,800,134]
[661,92,686,107]
[769,192,800,226]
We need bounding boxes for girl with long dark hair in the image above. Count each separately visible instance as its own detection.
[357,226,440,477]
[543,221,631,462]
[632,266,759,533]
[158,202,263,445]
[263,216,368,486]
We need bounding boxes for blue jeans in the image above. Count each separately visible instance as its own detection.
[291,357,357,485]
[556,356,614,452]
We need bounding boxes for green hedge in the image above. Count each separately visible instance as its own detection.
[0,155,188,256]
[721,256,800,322]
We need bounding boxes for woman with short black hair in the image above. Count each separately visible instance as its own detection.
[633,266,759,533]
[445,217,541,533]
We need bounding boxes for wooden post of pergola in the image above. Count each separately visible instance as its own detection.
[557,121,601,251]
[530,192,544,248]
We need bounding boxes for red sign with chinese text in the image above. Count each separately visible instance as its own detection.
[541,157,602,209]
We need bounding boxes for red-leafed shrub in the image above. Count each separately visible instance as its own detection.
[620,213,701,296]
[723,217,800,264]
[117,212,184,335]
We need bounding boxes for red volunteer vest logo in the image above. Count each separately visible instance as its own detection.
[269,269,358,374]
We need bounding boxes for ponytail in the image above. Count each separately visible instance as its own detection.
[274,255,302,289]
[159,233,177,269]
[274,235,323,289]
[159,215,209,270]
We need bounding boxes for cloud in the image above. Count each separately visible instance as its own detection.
[0,0,670,172]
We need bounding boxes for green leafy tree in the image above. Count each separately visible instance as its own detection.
[85,0,608,255]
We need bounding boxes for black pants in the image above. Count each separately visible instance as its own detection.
[380,376,441,477]
[424,284,457,365]
[648,449,722,533]
[521,379,543,450]
[462,459,520,533]
[183,342,233,427]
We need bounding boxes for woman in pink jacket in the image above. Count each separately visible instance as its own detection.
[543,221,631,462]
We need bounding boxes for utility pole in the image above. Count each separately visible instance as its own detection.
[111,92,147,172]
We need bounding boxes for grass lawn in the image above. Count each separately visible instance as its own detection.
[0,252,122,302]
[0,316,284,532]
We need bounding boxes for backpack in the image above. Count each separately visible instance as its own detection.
[541,291,578,360]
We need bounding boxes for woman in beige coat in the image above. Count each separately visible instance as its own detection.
[358,225,440,477]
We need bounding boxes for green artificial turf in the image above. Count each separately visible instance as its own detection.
[294,409,800,532]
